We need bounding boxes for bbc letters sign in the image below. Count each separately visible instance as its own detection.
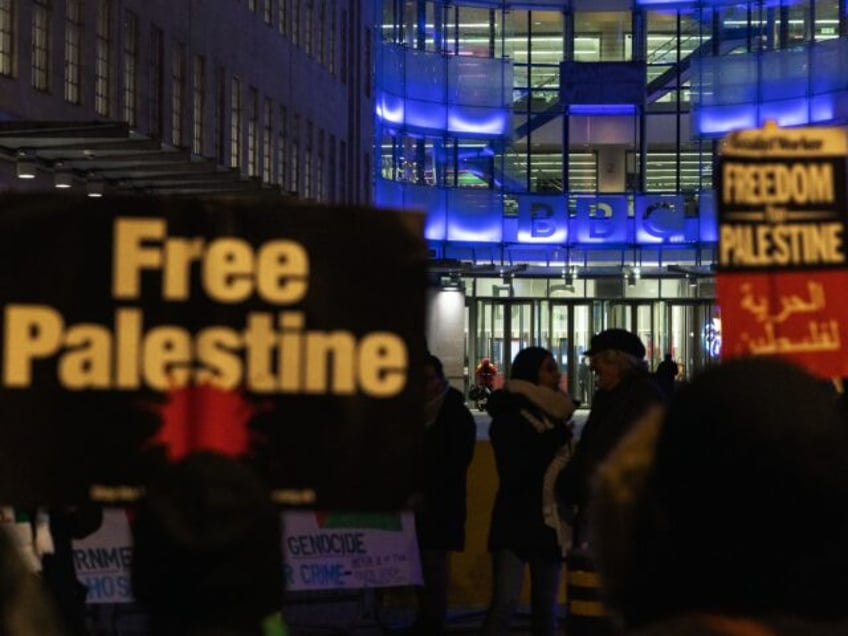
[511,194,696,244]
[0,195,428,508]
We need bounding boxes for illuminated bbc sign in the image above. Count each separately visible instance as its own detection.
[510,194,702,244]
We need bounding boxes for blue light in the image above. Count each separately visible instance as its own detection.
[696,104,757,136]
[569,104,638,115]
[376,93,405,125]
[759,98,809,127]
[447,108,510,135]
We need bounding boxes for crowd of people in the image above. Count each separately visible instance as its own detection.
[467,331,848,635]
[3,333,848,636]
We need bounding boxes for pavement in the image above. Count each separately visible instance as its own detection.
[281,591,569,634]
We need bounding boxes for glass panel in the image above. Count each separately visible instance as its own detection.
[549,302,569,393]
[636,303,654,362]
[457,6,493,58]
[508,302,535,368]
[574,11,632,62]
[503,9,529,62]
[814,0,839,41]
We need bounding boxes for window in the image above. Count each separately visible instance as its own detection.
[277,105,287,187]
[318,0,325,66]
[339,139,346,202]
[290,113,300,193]
[32,0,51,92]
[328,134,336,201]
[292,0,299,46]
[264,0,272,25]
[64,0,82,103]
[316,128,325,200]
[328,0,336,75]
[304,119,313,198]
[0,0,14,77]
[192,55,205,155]
[215,67,225,164]
[278,0,287,36]
[230,77,241,169]
[123,10,139,126]
[248,0,256,13]
[263,98,272,183]
[339,9,346,84]
[304,0,313,56]
[95,0,113,115]
[171,42,186,146]
[149,26,164,137]
[364,27,371,98]
[248,86,258,177]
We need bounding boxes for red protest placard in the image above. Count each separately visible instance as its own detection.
[716,122,848,378]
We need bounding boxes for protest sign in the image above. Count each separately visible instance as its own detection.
[73,508,134,604]
[716,122,848,377]
[0,195,428,508]
[73,509,422,601]
[282,510,422,591]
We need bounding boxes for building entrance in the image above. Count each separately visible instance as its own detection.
[460,295,718,402]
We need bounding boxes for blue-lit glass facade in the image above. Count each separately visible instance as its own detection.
[373,0,847,388]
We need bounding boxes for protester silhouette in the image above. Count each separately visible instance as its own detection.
[653,353,679,399]
[130,451,286,636]
[481,346,576,636]
[590,357,848,635]
[557,328,664,547]
[406,353,476,635]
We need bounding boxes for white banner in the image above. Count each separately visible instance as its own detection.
[72,509,134,604]
[73,509,422,602]
[282,510,422,591]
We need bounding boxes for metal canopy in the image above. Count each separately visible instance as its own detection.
[0,121,273,196]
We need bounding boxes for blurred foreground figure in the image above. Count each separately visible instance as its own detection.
[591,357,848,636]
[0,519,67,634]
[408,354,476,635]
[131,452,286,636]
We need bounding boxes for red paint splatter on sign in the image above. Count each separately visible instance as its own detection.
[148,384,258,461]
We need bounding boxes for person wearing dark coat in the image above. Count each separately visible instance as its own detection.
[557,328,665,546]
[480,347,576,636]
[654,353,679,398]
[409,353,476,635]
[589,357,848,636]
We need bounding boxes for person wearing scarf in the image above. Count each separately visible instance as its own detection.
[480,347,576,636]
[408,353,476,635]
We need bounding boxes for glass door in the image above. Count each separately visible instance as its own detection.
[474,299,537,387]
[603,301,658,366]
[666,301,721,382]
[550,302,594,404]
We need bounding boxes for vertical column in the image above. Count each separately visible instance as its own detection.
[562,8,573,193]
[416,0,426,50]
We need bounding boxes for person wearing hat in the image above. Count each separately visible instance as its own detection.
[589,357,848,635]
[480,346,577,636]
[556,328,665,548]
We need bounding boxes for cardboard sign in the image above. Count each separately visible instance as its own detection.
[716,122,848,377]
[73,509,422,601]
[282,510,422,591]
[0,194,428,508]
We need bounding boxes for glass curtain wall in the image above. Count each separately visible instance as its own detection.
[377,0,719,198]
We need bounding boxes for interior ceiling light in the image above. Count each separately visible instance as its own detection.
[54,165,73,189]
[87,179,104,198]
[16,154,37,179]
